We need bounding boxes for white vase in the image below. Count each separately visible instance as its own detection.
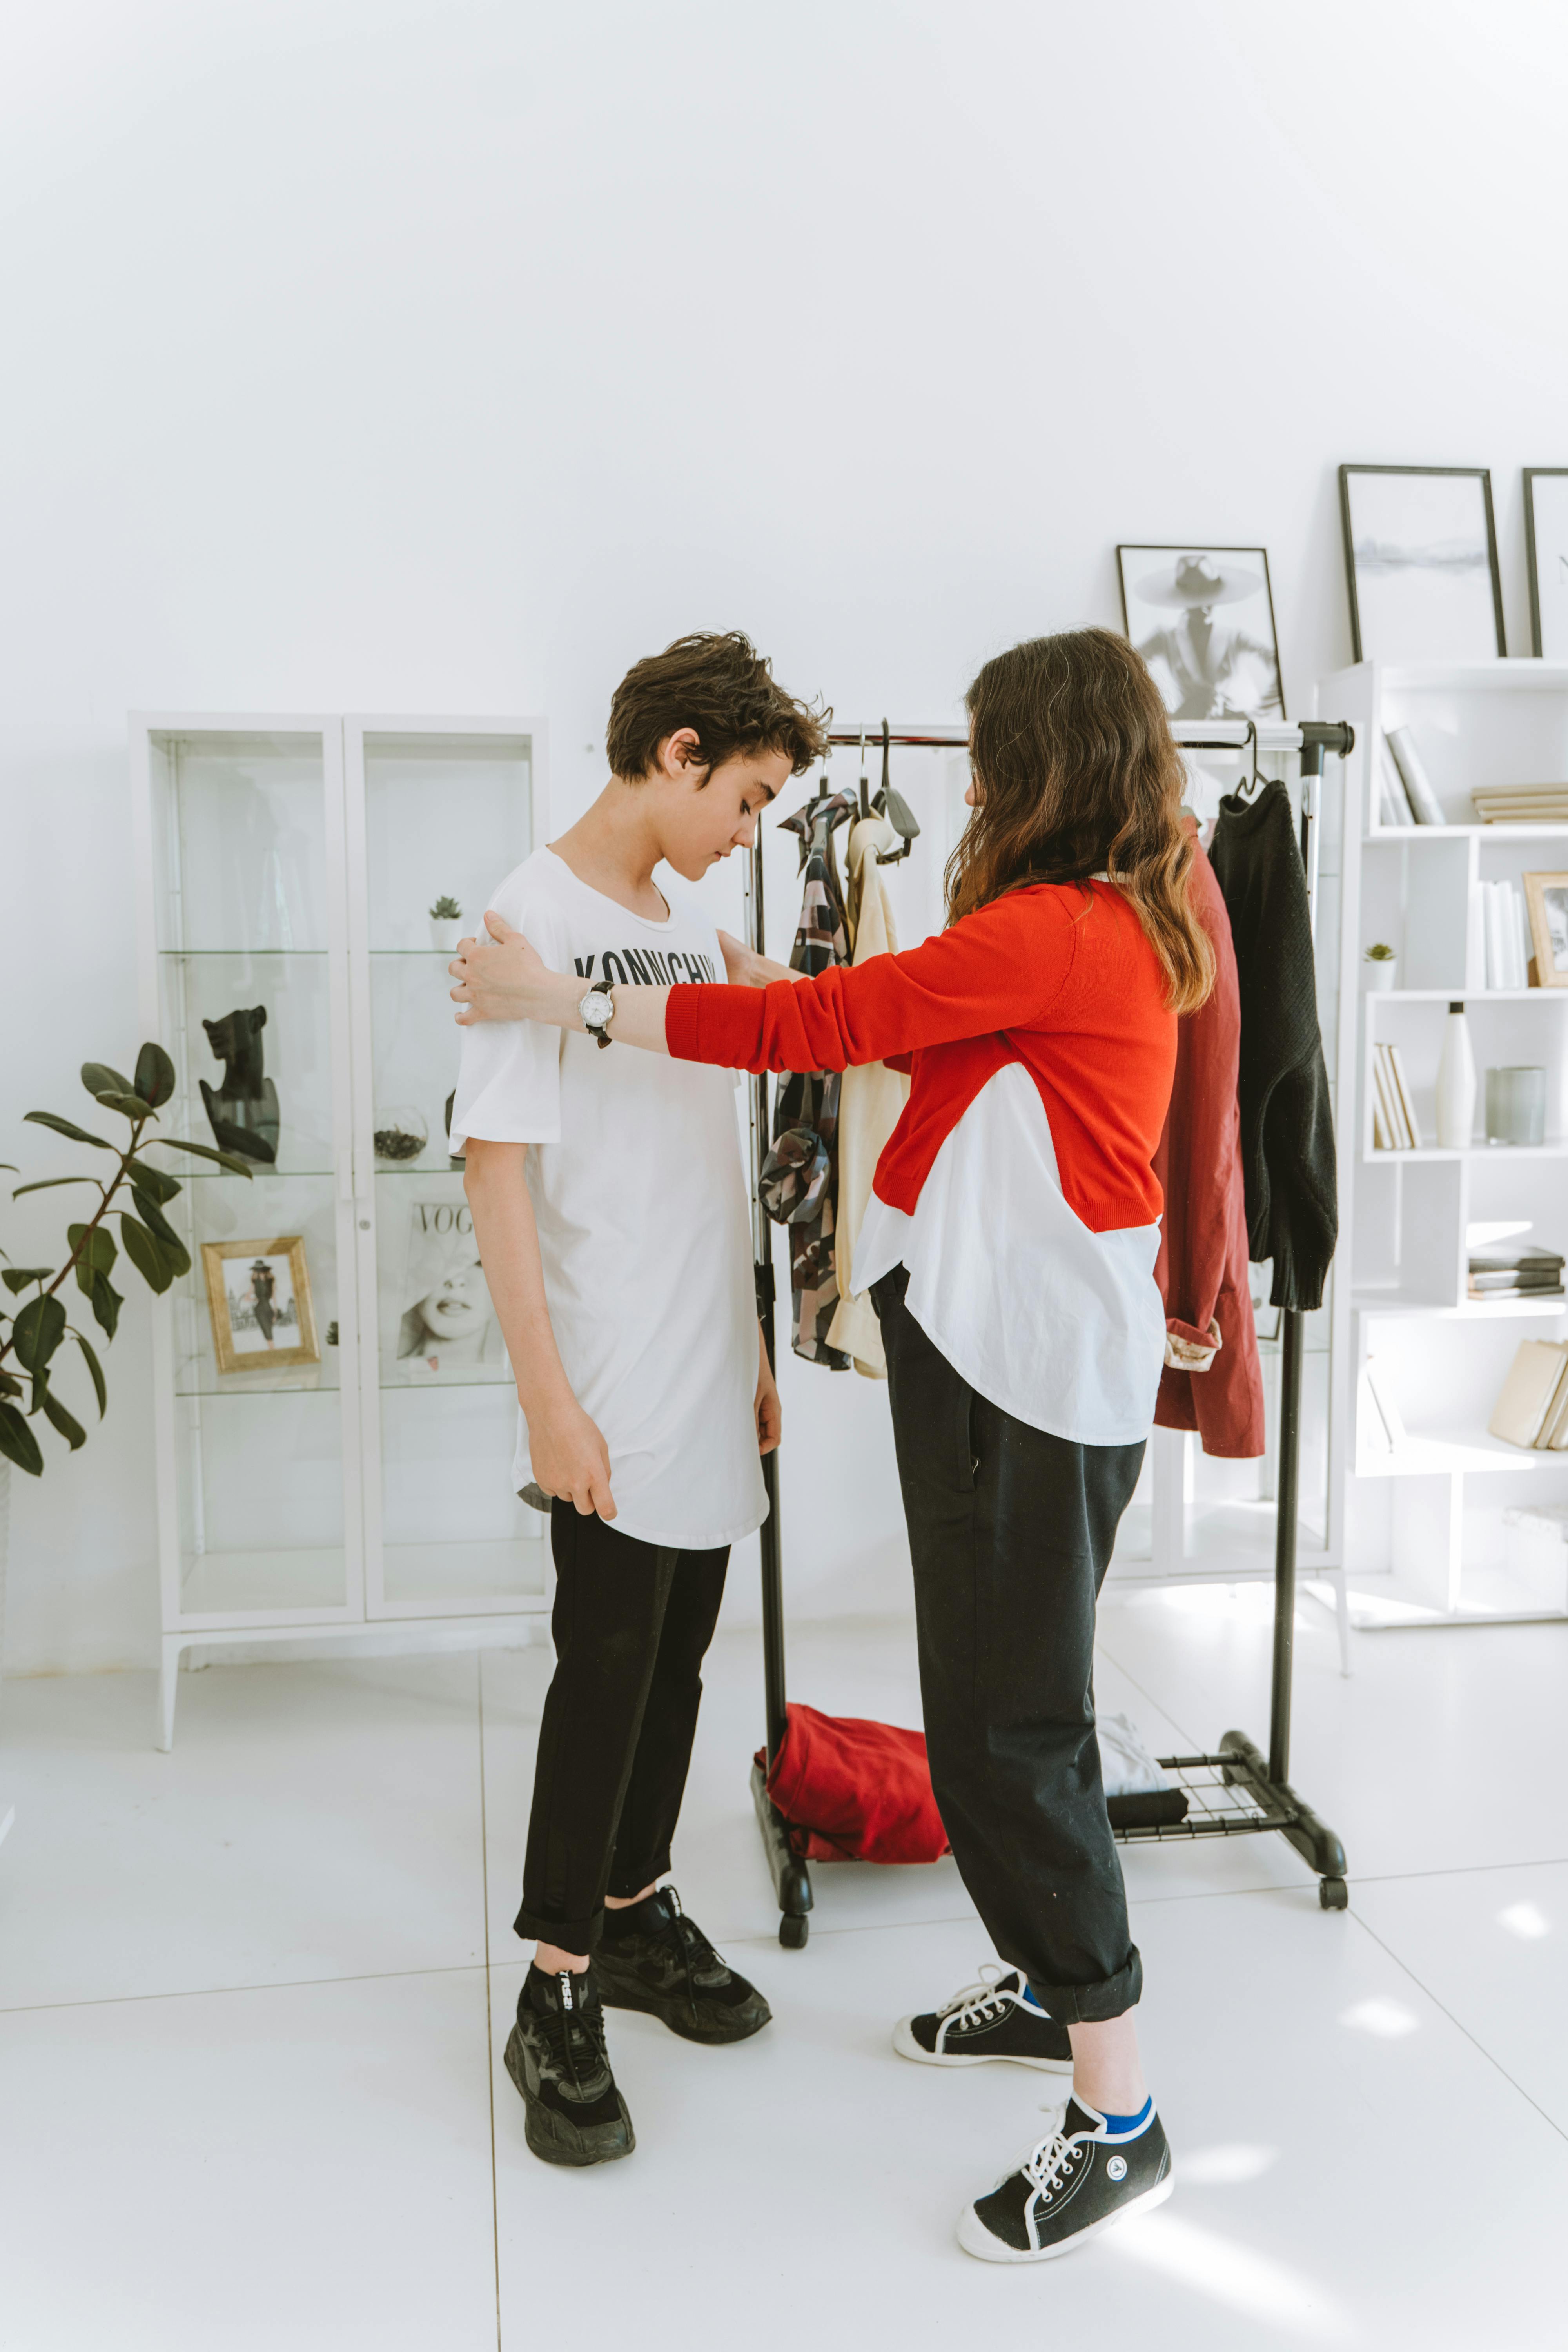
[1435,1002,1477,1149]
[429,917,463,954]
[1365,958,1397,992]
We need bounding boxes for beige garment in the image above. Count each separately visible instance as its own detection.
[827,815,911,1378]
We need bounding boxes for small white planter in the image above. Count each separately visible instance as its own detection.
[1364,957,1397,993]
[429,917,463,954]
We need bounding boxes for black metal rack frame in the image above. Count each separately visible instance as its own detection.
[746,719,1353,1947]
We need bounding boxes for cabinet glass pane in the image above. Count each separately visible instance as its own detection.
[362,733,542,1610]
[148,731,350,1619]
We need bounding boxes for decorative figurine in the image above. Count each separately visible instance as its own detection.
[199,1005,280,1164]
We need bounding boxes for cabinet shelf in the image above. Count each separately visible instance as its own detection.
[1367,989,1568,1003]
[1353,1292,1568,1320]
[1365,823,1568,842]
[1358,1426,1568,1478]
[1363,1140,1568,1163]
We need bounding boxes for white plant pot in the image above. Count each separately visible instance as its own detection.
[429,918,463,954]
[1364,959,1397,992]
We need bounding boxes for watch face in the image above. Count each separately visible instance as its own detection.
[581,990,614,1025]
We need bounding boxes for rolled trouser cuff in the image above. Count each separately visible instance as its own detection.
[605,1847,673,1903]
[513,1900,603,1953]
[1022,1945,1142,2025]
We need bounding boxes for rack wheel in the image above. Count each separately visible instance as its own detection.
[779,1913,809,1949]
[1319,1876,1348,1912]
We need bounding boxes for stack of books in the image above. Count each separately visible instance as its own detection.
[1488,1339,1568,1450]
[1468,1245,1566,1302]
[1370,1041,1420,1149]
[1472,784,1568,823]
[1379,726,1447,827]
[1475,878,1534,989]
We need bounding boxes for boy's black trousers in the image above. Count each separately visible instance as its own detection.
[514,1503,729,1953]
[874,1267,1145,2023]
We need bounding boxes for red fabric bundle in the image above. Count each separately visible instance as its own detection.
[757,1702,951,1864]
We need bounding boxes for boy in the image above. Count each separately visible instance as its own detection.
[450,632,827,2167]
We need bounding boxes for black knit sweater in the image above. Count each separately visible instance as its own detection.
[1208,782,1338,1313]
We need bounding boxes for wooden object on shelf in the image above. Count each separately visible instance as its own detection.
[1488,1341,1568,1448]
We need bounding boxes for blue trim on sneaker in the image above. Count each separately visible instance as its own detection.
[1099,2096,1154,2138]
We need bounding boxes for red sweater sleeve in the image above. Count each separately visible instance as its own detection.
[665,887,1080,1074]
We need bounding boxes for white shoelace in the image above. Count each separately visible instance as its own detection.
[938,1962,1019,2035]
[1021,2117,1084,2203]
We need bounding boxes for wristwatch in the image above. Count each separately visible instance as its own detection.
[579,985,616,1050]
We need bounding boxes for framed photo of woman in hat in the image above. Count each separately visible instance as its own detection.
[1117,544,1285,721]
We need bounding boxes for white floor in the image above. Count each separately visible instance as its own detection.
[3,1593,1566,2351]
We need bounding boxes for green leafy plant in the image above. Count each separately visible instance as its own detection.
[1365,942,1396,963]
[429,896,461,921]
[0,1044,254,1476]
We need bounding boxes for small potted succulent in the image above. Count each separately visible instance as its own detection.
[1364,941,1397,992]
[428,897,463,954]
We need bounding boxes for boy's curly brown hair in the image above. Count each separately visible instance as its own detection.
[606,632,829,783]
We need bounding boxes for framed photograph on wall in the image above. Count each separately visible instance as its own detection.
[1523,872,1568,989]
[1524,470,1568,658]
[1338,465,1505,662]
[1116,545,1284,720]
[201,1236,319,1373]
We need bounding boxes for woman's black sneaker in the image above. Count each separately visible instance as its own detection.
[594,1885,771,2045]
[894,1964,1073,2073]
[503,1964,634,2168]
[958,2097,1173,2262]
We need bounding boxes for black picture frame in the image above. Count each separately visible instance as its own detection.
[1338,465,1505,663]
[1115,542,1285,721]
[1523,469,1568,658]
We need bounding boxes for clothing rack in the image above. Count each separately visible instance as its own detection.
[744,718,1354,1947]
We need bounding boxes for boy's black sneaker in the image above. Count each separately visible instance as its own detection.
[503,1964,634,2168]
[893,1964,1073,2073]
[594,1884,771,2045]
[958,2096,1172,2263]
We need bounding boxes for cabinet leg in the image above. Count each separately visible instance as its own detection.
[1332,1567,1353,1679]
[156,1639,185,1752]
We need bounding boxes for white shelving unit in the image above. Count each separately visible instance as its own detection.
[1314,660,1568,1628]
[130,713,552,1743]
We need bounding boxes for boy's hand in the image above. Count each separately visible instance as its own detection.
[755,1339,782,1457]
[525,1390,617,1519]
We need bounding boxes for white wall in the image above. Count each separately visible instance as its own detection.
[5,0,1568,1672]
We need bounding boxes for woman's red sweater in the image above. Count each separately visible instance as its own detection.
[665,880,1176,1236]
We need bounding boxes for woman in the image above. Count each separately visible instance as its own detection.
[451,628,1211,2263]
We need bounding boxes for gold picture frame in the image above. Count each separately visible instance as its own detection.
[1523,872,1568,990]
[201,1236,320,1373]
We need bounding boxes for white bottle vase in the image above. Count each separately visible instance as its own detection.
[1435,1002,1477,1150]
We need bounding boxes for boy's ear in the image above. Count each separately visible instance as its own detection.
[656,727,708,783]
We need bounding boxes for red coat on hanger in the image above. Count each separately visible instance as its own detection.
[1153,821,1266,1457]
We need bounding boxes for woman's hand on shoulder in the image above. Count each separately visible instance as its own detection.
[450,912,567,1026]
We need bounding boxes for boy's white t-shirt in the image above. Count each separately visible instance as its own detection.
[448,846,767,1552]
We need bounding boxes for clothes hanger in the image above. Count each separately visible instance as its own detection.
[871,716,921,864]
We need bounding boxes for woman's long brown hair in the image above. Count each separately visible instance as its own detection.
[946,628,1215,1015]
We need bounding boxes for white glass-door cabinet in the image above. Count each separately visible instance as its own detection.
[130,713,550,1744]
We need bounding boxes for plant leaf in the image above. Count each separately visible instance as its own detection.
[67,1223,118,1296]
[134,1042,176,1109]
[73,1331,107,1416]
[152,1138,256,1177]
[81,1062,132,1098]
[89,1274,122,1340]
[0,1371,22,1400]
[119,1215,174,1294]
[2,1267,53,1294]
[23,1110,118,1151]
[12,1293,67,1371]
[12,1176,103,1198]
[126,1193,190,1275]
[127,1158,180,1205]
[30,1364,49,1412]
[0,1401,44,1476]
[94,1091,157,1122]
[41,1388,87,1451]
